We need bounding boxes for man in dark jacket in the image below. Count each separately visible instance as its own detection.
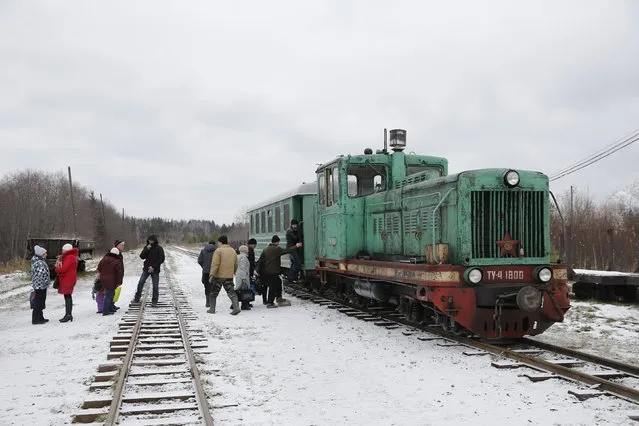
[257,235,302,308]
[197,241,216,307]
[285,219,302,283]
[133,234,165,306]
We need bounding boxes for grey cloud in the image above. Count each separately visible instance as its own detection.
[1,0,638,223]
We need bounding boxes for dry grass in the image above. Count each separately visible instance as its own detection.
[0,258,30,274]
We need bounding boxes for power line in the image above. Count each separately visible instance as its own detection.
[549,128,639,182]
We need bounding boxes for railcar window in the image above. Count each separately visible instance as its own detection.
[283,203,290,227]
[250,214,254,234]
[267,209,273,233]
[275,206,281,232]
[261,211,266,233]
[346,164,387,197]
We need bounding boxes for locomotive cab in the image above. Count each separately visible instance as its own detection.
[315,129,448,262]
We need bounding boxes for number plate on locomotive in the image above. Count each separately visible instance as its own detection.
[482,267,533,283]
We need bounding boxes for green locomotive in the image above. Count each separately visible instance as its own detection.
[247,129,570,339]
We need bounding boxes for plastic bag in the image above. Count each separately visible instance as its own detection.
[113,286,122,303]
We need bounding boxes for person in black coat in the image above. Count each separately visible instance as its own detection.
[197,241,217,307]
[285,220,302,282]
[133,235,165,306]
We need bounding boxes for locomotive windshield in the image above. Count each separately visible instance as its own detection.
[346,164,387,197]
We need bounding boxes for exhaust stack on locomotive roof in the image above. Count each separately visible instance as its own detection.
[389,129,406,152]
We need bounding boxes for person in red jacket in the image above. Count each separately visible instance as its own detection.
[55,243,79,323]
[97,247,124,316]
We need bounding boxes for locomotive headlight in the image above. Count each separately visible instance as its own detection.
[465,268,483,284]
[535,266,553,283]
[503,170,520,188]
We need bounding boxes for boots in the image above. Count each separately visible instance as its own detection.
[230,294,241,315]
[276,297,291,307]
[207,294,216,314]
[60,296,73,322]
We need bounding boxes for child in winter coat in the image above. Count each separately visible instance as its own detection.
[30,245,50,324]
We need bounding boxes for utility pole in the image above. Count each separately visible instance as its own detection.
[100,193,107,234]
[68,166,77,236]
[567,185,574,270]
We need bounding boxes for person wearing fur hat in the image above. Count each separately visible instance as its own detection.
[55,243,79,323]
[134,235,165,306]
[30,245,51,324]
[97,247,124,316]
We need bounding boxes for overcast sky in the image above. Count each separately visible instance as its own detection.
[1,1,638,224]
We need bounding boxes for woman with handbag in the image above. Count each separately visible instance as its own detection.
[55,243,79,323]
[234,245,253,310]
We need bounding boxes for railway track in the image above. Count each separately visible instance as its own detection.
[172,247,639,417]
[72,269,214,425]
[282,282,639,408]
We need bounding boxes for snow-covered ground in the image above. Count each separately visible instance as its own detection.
[0,249,638,425]
[531,300,639,366]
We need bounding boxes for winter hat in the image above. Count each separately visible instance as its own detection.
[114,239,124,247]
[62,243,73,252]
[110,247,120,255]
[248,238,257,245]
[238,245,248,254]
[291,219,299,225]
[34,245,46,257]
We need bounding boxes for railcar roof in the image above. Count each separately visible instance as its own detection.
[247,181,317,212]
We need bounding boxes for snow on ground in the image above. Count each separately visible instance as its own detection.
[531,300,639,366]
[0,251,141,426]
[0,248,638,425]
[166,249,638,426]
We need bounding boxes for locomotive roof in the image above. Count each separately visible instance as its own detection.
[246,181,317,212]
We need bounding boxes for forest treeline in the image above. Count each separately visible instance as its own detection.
[550,184,639,272]
[0,170,248,265]
[1,169,637,272]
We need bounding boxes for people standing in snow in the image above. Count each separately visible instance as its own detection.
[133,235,165,307]
[235,245,252,311]
[256,235,302,308]
[55,243,79,323]
[207,235,240,315]
[30,245,51,325]
[98,247,124,316]
[197,240,217,307]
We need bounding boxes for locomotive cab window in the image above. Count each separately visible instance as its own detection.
[318,168,338,207]
[347,164,387,197]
